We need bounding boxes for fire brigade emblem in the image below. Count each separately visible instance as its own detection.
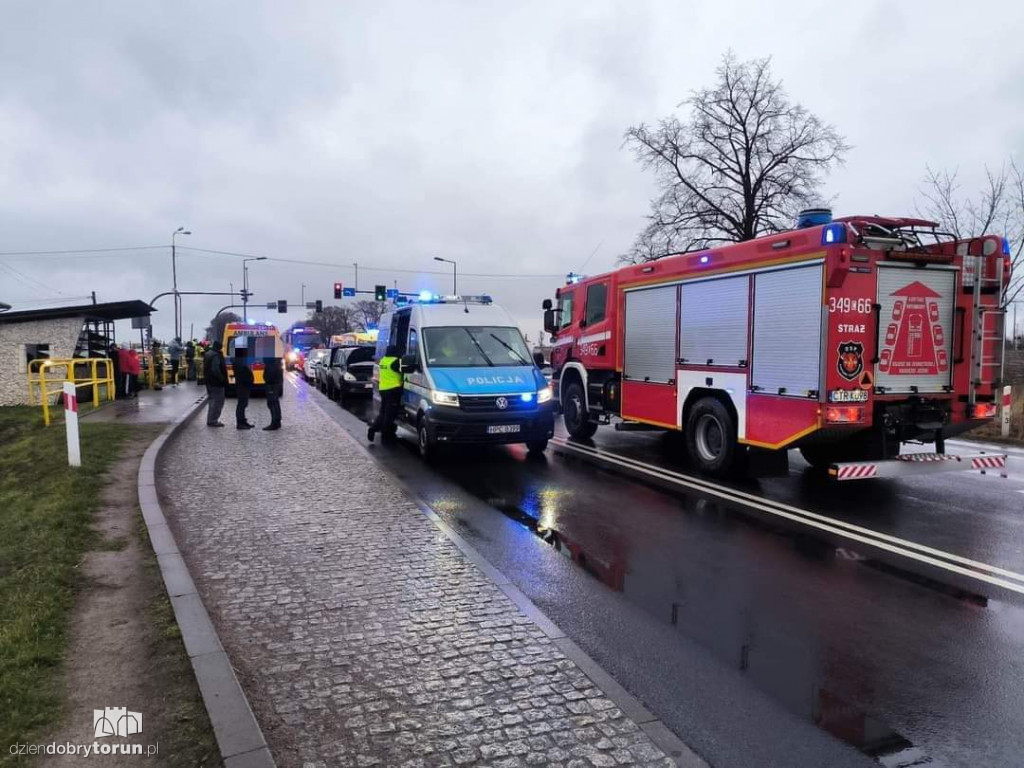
[837,341,864,381]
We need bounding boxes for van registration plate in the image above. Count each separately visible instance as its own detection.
[487,424,520,435]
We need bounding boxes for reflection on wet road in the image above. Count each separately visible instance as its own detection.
[321,382,1024,767]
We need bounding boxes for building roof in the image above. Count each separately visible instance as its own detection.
[0,300,155,324]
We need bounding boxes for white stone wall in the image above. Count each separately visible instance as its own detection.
[0,316,86,406]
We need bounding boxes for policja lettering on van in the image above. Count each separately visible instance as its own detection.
[466,374,527,386]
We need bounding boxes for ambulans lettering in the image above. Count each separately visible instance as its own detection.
[466,374,527,386]
[837,341,864,381]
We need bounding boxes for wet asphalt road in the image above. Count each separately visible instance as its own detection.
[293,373,1024,768]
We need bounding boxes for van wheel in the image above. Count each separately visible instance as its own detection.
[563,382,597,439]
[685,397,737,477]
[417,417,435,460]
[526,439,548,454]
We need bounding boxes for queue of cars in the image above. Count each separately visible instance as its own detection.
[303,343,376,404]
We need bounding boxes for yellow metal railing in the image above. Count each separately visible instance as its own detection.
[27,358,116,426]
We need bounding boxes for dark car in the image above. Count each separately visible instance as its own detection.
[327,346,375,401]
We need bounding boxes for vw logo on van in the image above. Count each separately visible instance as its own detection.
[495,396,508,410]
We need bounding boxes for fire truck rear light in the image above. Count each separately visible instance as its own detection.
[973,403,997,419]
[821,223,847,245]
[826,406,862,423]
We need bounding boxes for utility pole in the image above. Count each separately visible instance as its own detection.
[171,227,191,340]
[241,257,267,321]
[353,262,359,292]
[301,283,306,307]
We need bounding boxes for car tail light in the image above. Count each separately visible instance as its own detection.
[972,403,997,419]
[826,406,863,423]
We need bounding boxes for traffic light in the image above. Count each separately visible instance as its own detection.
[277,299,287,313]
[374,284,387,302]
[315,299,323,313]
[333,282,342,299]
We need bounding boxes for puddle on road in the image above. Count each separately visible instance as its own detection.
[468,484,940,767]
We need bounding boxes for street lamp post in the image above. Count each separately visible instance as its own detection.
[242,257,267,319]
[171,227,191,339]
[433,256,457,295]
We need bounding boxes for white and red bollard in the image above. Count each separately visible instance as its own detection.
[1002,385,1013,439]
[63,381,81,467]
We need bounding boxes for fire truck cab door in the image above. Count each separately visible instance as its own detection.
[873,264,955,394]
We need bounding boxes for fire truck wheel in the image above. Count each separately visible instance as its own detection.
[799,446,836,469]
[563,382,598,439]
[685,397,737,477]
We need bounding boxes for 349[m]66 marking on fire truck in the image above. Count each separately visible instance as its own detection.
[542,209,1009,481]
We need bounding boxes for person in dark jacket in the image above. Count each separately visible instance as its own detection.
[203,341,227,427]
[185,340,196,381]
[262,356,283,430]
[233,347,255,429]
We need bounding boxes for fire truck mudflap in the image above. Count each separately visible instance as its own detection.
[830,451,1008,481]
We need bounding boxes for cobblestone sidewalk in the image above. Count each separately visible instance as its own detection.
[159,383,676,767]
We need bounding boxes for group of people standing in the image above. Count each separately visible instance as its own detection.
[201,341,283,431]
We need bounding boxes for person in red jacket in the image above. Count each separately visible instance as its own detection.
[125,346,141,397]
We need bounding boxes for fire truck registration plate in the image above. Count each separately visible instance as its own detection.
[487,424,520,434]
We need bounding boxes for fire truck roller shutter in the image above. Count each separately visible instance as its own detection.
[679,275,750,366]
[873,265,955,394]
[751,264,823,397]
[623,284,677,384]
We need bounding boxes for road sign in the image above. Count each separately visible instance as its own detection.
[265,302,277,309]
[343,287,356,298]
[386,288,399,299]
[306,302,317,309]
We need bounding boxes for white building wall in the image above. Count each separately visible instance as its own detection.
[0,317,85,405]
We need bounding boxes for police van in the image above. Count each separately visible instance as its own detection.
[375,295,555,458]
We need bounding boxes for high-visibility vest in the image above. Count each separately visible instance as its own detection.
[378,356,403,391]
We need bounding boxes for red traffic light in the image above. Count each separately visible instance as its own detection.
[333,282,343,299]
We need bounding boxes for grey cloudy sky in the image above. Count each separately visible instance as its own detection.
[1,0,1022,342]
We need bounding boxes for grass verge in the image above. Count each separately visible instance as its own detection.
[0,406,132,754]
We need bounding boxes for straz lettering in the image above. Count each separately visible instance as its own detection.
[466,375,527,386]
[837,324,865,334]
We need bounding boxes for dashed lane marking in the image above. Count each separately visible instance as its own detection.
[550,437,1024,597]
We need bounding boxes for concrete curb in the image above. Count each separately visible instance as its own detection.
[311,393,709,768]
[137,397,275,768]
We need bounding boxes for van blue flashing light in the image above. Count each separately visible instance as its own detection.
[1003,237,1011,255]
[822,223,847,245]
[520,392,534,402]
[419,290,433,302]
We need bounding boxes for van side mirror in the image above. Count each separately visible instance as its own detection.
[400,353,419,373]
[543,308,557,335]
[542,298,553,310]
[533,351,546,367]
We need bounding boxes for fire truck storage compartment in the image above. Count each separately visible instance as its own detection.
[623,284,677,384]
[751,263,823,397]
[874,264,955,394]
[678,275,749,366]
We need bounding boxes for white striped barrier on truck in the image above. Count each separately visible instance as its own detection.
[831,451,1007,481]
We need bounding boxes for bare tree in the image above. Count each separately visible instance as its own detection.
[622,53,849,263]
[205,311,241,342]
[304,306,355,338]
[917,161,1024,306]
[352,300,386,332]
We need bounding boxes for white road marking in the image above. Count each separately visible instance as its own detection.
[550,437,1024,597]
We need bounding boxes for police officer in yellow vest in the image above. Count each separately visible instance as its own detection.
[367,345,403,443]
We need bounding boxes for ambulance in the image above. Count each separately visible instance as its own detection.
[221,322,284,395]
[375,295,555,458]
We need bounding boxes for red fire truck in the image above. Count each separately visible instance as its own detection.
[542,211,1010,480]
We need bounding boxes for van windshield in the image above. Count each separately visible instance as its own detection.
[423,326,531,368]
